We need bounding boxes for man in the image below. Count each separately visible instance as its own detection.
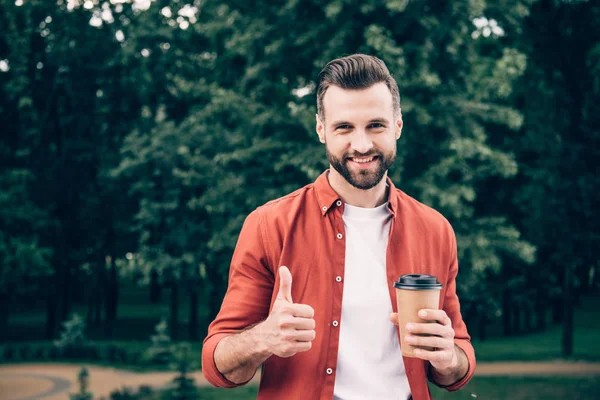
[202,54,476,400]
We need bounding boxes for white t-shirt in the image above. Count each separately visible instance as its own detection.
[333,202,411,400]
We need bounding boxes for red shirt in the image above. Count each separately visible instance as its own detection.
[202,171,476,400]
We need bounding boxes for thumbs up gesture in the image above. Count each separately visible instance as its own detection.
[259,266,316,358]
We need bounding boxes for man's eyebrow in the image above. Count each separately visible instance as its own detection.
[330,120,353,126]
[330,118,390,126]
[368,118,390,124]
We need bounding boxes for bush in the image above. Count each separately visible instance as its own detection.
[143,318,174,365]
[19,344,33,360]
[55,313,88,349]
[2,345,16,361]
[107,344,128,363]
[109,386,158,400]
[69,366,93,400]
[33,345,48,360]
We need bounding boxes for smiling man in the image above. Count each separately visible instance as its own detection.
[202,54,476,400]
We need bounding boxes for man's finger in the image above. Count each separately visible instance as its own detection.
[289,303,314,318]
[412,348,454,364]
[418,309,451,326]
[293,329,316,342]
[294,341,312,353]
[277,266,293,303]
[405,322,453,337]
[405,334,450,350]
[290,317,316,330]
[389,312,399,325]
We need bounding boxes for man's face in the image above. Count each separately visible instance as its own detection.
[316,82,402,190]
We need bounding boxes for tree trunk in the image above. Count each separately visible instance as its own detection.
[94,263,105,325]
[108,256,119,321]
[477,311,487,341]
[189,284,199,341]
[104,255,117,339]
[86,285,95,326]
[60,263,72,322]
[502,290,512,336]
[535,293,547,331]
[45,292,57,339]
[170,282,179,340]
[0,303,9,341]
[512,304,522,335]
[525,301,534,333]
[552,297,563,325]
[561,264,574,357]
[150,268,161,303]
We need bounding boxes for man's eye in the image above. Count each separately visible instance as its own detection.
[336,125,352,130]
[369,123,385,129]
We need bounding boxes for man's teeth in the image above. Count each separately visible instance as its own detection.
[352,157,374,163]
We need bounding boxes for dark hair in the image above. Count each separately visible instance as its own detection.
[316,54,400,122]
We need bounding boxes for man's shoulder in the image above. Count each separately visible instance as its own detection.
[394,188,453,232]
[251,182,316,222]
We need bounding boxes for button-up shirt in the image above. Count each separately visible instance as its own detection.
[202,170,476,400]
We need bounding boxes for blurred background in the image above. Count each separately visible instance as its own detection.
[0,0,599,399]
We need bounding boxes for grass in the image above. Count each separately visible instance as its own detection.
[171,377,600,400]
[472,294,600,362]
[429,376,600,400]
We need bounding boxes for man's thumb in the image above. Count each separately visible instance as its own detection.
[277,266,293,303]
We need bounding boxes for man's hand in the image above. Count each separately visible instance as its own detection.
[389,309,468,385]
[258,266,316,358]
[213,266,316,384]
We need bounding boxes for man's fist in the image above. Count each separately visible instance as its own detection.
[258,266,316,358]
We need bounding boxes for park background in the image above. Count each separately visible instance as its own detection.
[1,0,599,399]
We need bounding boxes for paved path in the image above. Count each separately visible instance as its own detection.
[1,362,600,400]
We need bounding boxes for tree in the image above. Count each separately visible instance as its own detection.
[70,366,93,400]
[511,0,600,355]
[0,169,53,339]
[144,318,173,365]
[110,0,539,333]
[166,343,199,400]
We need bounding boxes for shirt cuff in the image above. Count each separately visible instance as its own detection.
[202,332,257,388]
[427,338,476,391]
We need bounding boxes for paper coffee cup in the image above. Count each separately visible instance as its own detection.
[394,274,442,357]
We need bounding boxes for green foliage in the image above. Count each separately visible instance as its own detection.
[54,313,89,351]
[143,318,173,365]
[0,0,597,350]
[69,366,93,400]
[165,343,199,400]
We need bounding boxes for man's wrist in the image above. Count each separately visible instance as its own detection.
[428,345,468,387]
[249,321,274,360]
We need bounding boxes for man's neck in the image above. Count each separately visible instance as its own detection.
[327,168,389,208]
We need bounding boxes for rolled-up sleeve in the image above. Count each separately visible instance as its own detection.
[433,224,476,391]
[201,209,274,387]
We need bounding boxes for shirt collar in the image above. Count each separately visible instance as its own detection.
[314,169,398,217]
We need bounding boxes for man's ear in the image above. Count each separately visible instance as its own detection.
[316,114,326,143]
[395,112,403,140]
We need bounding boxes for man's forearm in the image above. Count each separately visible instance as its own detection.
[429,344,469,387]
[213,323,272,384]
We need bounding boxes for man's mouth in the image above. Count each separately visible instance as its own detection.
[348,156,379,164]
[347,155,379,166]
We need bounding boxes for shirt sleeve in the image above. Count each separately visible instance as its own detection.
[431,223,476,391]
[201,209,275,388]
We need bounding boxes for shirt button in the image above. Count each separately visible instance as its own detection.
[326,368,333,375]
[335,276,342,282]
[332,320,339,327]
[336,200,342,207]
[322,206,327,212]
[336,233,343,239]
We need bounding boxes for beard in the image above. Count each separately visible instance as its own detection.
[326,144,396,190]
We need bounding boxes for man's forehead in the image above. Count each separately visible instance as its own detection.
[322,83,395,120]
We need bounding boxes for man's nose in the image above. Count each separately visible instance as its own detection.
[350,130,373,154]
